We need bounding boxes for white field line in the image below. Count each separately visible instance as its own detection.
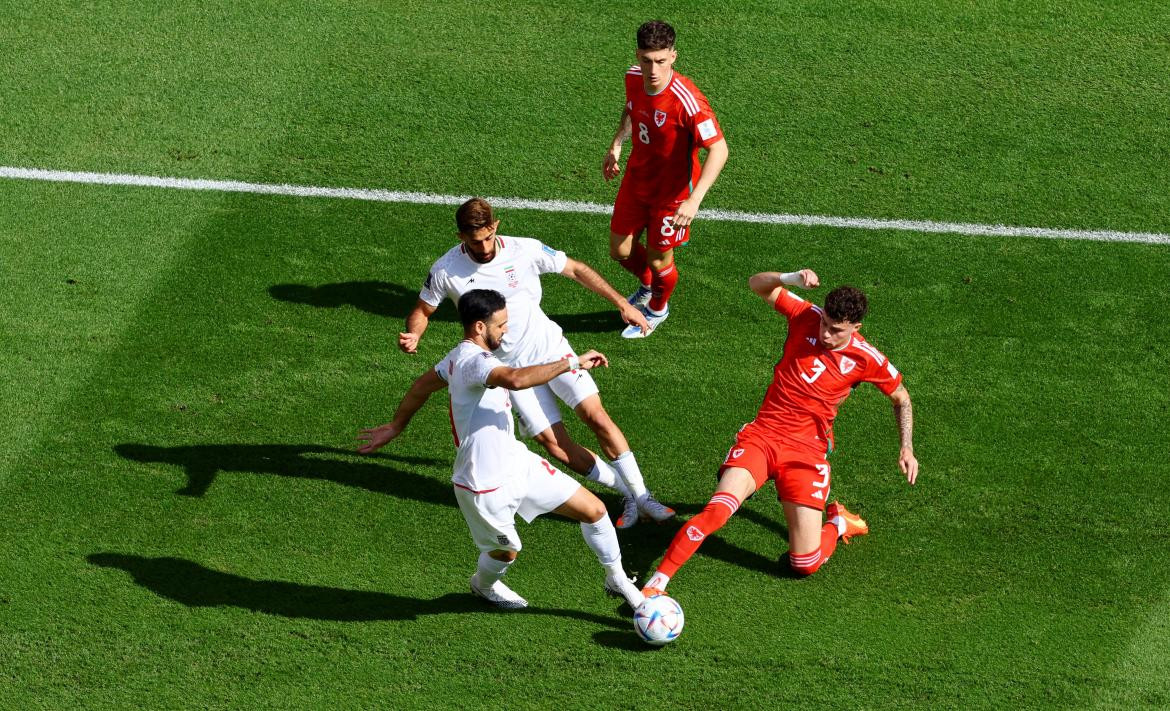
[2,165,1167,246]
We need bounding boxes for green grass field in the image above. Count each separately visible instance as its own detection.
[2,2,1168,708]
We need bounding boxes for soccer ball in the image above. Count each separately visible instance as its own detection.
[633,594,684,645]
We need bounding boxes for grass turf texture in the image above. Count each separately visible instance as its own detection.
[1,1,1169,709]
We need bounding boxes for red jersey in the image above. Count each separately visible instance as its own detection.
[752,289,904,448]
[621,66,723,205]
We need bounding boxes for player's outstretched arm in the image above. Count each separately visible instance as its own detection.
[399,300,438,354]
[486,351,608,391]
[602,107,632,181]
[888,384,918,484]
[357,368,448,454]
[561,258,650,334]
[671,138,728,229]
[748,269,820,306]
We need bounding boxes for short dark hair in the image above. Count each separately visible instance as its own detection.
[458,289,506,330]
[456,197,495,235]
[637,21,675,51]
[825,286,868,323]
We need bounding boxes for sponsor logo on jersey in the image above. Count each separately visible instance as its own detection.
[806,337,817,346]
[542,244,557,256]
[839,356,856,375]
[697,118,717,140]
[654,109,667,127]
[686,525,705,542]
[811,490,824,500]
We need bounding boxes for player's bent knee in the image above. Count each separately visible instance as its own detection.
[489,549,518,563]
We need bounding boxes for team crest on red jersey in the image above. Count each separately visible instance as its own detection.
[838,356,856,375]
[654,109,667,127]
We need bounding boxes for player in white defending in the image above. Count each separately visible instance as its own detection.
[360,289,645,610]
[399,197,674,529]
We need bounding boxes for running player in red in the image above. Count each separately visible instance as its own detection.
[642,268,919,594]
[602,20,729,338]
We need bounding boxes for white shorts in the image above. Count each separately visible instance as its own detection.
[510,340,600,438]
[453,451,581,553]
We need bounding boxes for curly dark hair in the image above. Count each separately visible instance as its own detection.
[824,286,868,323]
[637,21,675,51]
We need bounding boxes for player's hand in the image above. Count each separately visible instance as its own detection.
[357,423,402,454]
[620,302,650,334]
[602,149,622,181]
[576,350,609,370]
[671,197,700,229]
[899,447,918,484]
[398,332,420,354]
[797,269,820,289]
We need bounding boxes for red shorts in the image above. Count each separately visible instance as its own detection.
[610,183,690,250]
[719,423,831,510]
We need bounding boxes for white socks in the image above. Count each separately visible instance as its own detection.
[475,552,513,587]
[580,515,625,577]
[830,514,847,538]
[587,457,632,497]
[610,451,648,499]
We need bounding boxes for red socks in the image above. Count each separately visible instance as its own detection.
[788,523,840,576]
[649,263,678,313]
[618,242,652,287]
[656,492,740,577]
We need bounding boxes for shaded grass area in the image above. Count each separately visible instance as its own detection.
[1,179,1167,707]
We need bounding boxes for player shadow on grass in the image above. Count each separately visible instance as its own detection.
[267,281,456,321]
[87,553,625,628]
[268,280,623,335]
[114,443,449,504]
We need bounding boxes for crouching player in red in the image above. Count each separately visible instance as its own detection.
[642,268,919,593]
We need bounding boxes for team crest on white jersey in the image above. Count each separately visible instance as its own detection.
[838,356,856,375]
[504,265,519,288]
[654,109,667,127]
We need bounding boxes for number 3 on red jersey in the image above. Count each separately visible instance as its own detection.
[801,357,827,384]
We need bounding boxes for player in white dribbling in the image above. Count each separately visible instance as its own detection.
[399,197,674,529]
[360,289,646,610]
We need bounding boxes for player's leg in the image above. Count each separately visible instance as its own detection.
[515,383,632,497]
[642,466,760,595]
[570,393,674,526]
[552,485,645,609]
[609,187,653,304]
[778,455,867,576]
[454,486,528,609]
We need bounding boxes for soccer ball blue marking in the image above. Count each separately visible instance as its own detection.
[633,594,685,646]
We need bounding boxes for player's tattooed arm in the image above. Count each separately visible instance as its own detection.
[357,368,447,453]
[603,107,632,181]
[399,300,438,354]
[889,384,919,484]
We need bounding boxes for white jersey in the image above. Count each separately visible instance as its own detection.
[420,236,568,365]
[435,340,530,493]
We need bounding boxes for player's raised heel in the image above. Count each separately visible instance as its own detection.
[627,285,652,308]
[616,496,640,529]
[470,574,528,609]
[637,493,676,523]
[827,500,868,542]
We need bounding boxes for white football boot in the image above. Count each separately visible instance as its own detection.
[621,305,669,339]
[470,574,528,609]
[605,574,646,609]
